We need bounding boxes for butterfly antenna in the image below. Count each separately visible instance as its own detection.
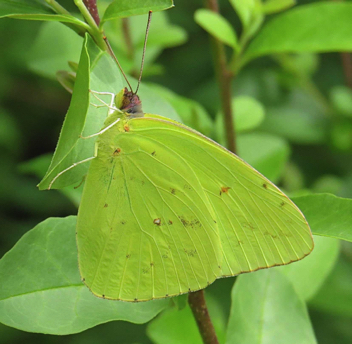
[135,11,153,95]
[103,36,133,92]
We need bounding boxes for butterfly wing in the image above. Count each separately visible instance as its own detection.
[129,115,314,277]
[76,121,222,301]
[77,114,313,301]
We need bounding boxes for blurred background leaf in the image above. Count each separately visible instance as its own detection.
[243,2,352,63]
[226,269,317,344]
[102,0,174,23]
[0,217,169,335]
[195,9,238,49]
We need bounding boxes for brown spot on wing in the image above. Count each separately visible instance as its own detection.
[220,186,231,196]
[113,148,121,156]
[154,218,161,226]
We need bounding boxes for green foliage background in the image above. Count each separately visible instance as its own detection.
[1,0,352,343]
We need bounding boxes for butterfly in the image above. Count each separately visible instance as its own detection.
[49,12,314,302]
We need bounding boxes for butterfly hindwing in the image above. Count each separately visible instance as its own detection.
[77,118,222,301]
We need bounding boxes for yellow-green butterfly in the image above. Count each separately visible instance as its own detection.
[50,12,313,302]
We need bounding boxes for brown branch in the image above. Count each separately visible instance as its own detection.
[83,0,100,26]
[122,18,139,78]
[122,18,135,61]
[341,53,352,89]
[205,0,236,153]
[188,290,219,344]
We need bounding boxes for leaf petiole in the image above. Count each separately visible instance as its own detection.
[44,0,91,37]
[44,0,71,15]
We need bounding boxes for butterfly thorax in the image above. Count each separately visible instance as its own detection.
[117,87,143,118]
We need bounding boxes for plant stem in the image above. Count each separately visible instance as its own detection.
[74,0,106,51]
[205,0,236,153]
[44,0,89,36]
[122,18,134,60]
[188,290,219,344]
[341,53,352,89]
[83,0,100,26]
[45,0,71,15]
[122,18,139,78]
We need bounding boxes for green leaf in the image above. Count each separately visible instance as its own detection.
[260,90,328,145]
[262,107,328,145]
[19,154,82,207]
[38,35,180,190]
[0,0,52,15]
[38,35,96,190]
[237,133,290,183]
[261,0,296,14]
[309,255,352,317]
[0,217,169,334]
[148,83,213,136]
[244,3,352,63]
[312,175,344,195]
[226,269,317,344]
[144,14,188,49]
[147,295,226,344]
[194,9,238,49]
[279,236,340,301]
[330,120,352,151]
[27,21,83,78]
[215,96,265,141]
[229,0,256,28]
[330,86,352,118]
[0,0,86,27]
[171,294,188,310]
[102,0,174,23]
[56,70,76,93]
[148,307,203,344]
[292,193,352,242]
[137,82,181,122]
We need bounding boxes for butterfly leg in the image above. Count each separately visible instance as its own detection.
[80,118,121,139]
[89,90,121,115]
[48,156,95,190]
[90,103,118,111]
[74,175,86,189]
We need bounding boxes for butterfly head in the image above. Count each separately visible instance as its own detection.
[116,87,144,118]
